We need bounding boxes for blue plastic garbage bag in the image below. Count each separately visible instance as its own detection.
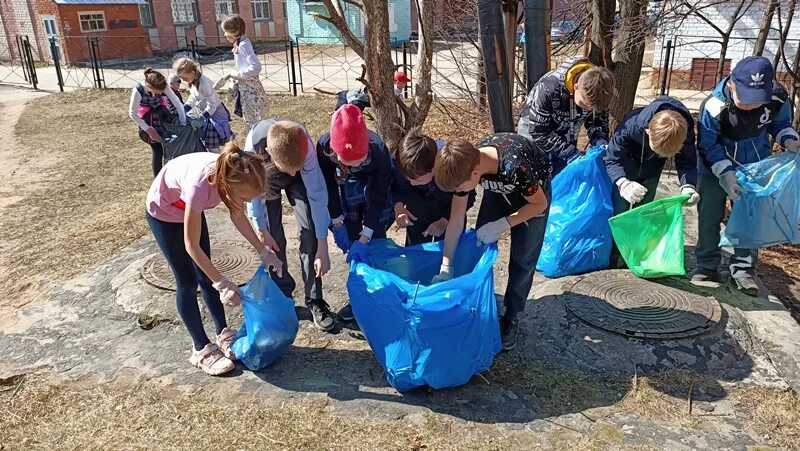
[720,152,800,249]
[346,230,501,392]
[231,266,299,371]
[536,146,613,278]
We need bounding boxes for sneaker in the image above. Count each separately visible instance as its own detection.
[733,274,759,297]
[500,315,520,351]
[308,299,335,331]
[215,327,238,361]
[690,268,721,285]
[189,343,234,376]
[337,303,354,322]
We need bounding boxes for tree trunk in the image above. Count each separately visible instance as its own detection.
[502,0,518,103]
[361,0,406,152]
[773,0,797,69]
[754,0,779,56]
[477,58,487,111]
[609,0,649,127]
[588,0,614,68]
[717,35,730,84]
[410,0,435,128]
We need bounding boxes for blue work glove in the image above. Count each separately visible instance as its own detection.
[183,104,192,113]
[346,240,370,264]
[330,224,352,254]
[202,111,212,120]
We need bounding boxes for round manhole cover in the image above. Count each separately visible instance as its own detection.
[141,241,261,291]
[563,272,722,339]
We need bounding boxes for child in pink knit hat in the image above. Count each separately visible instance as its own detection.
[316,104,394,322]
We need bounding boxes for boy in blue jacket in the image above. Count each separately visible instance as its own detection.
[392,129,476,246]
[695,56,799,295]
[604,96,698,267]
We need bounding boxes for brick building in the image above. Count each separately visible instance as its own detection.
[0,0,287,63]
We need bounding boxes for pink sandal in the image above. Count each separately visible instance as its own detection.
[215,327,238,361]
[189,343,234,376]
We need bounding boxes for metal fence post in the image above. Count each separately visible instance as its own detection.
[16,36,28,82]
[660,39,672,97]
[402,41,409,98]
[50,37,64,92]
[22,36,37,90]
[190,40,200,69]
[287,39,298,96]
[294,37,304,94]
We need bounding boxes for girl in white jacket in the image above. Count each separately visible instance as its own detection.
[173,57,234,153]
[222,14,269,135]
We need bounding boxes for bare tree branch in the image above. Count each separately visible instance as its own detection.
[319,0,365,57]
[680,0,724,35]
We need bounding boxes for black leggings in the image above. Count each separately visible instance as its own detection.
[150,143,164,177]
[146,212,227,350]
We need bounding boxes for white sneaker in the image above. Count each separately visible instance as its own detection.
[215,327,238,361]
[189,343,234,376]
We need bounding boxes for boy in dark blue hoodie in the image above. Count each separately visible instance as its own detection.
[694,56,799,295]
[604,96,698,267]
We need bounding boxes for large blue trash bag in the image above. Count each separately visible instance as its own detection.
[231,266,299,371]
[720,151,800,249]
[536,146,613,277]
[347,230,501,392]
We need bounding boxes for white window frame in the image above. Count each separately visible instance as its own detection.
[215,0,238,21]
[172,0,199,24]
[252,0,272,20]
[139,1,154,27]
[78,11,107,33]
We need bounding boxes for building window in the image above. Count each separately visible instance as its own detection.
[78,12,107,32]
[215,0,238,20]
[139,1,154,27]
[172,0,199,24]
[252,0,271,20]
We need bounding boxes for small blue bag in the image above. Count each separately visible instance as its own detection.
[347,230,501,392]
[720,152,800,249]
[537,146,614,278]
[231,266,299,371]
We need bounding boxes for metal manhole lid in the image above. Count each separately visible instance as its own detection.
[563,272,722,339]
[141,240,261,291]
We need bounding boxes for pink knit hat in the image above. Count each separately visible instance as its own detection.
[330,104,369,162]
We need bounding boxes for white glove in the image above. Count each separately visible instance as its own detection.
[785,138,800,152]
[617,178,648,205]
[260,246,284,278]
[476,218,511,245]
[213,276,241,307]
[680,185,700,207]
[719,171,741,202]
[431,264,454,283]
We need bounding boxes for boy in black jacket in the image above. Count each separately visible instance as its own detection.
[604,96,698,267]
[517,57,614,176]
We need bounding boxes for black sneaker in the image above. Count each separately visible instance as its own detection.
[307,299,335,331]
[733,274,759,297]
[338,303,354,322]
[500,315,519,351]
[690,268,721,285]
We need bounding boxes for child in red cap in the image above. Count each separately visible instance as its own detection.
[394,70,411,97]
[317,104,393,322]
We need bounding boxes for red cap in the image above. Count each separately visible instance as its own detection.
[330,104,369,162]
[393,70,411,83]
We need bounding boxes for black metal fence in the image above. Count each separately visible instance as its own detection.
[0,36,39,89]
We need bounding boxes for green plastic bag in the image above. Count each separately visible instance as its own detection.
[608,195,690,278]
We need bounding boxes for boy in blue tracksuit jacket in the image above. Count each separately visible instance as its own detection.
[392,129,476,246]
[695,56,800,295]
[604,96,698,267]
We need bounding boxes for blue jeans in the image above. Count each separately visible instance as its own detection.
[695,173,758,278]
[146,212,227,350]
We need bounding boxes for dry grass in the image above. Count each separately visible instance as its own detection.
[739,387,800,449]
[0,374,558,450]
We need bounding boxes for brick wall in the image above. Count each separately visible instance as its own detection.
[151,0,178,49]
[58,4,151,64]
[654,1,800,84]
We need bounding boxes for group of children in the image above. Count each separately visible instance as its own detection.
[139,23,799,376]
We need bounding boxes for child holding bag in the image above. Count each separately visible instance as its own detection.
[145,142,282,376]
[174,57,234,153]
[128,68,186,177]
